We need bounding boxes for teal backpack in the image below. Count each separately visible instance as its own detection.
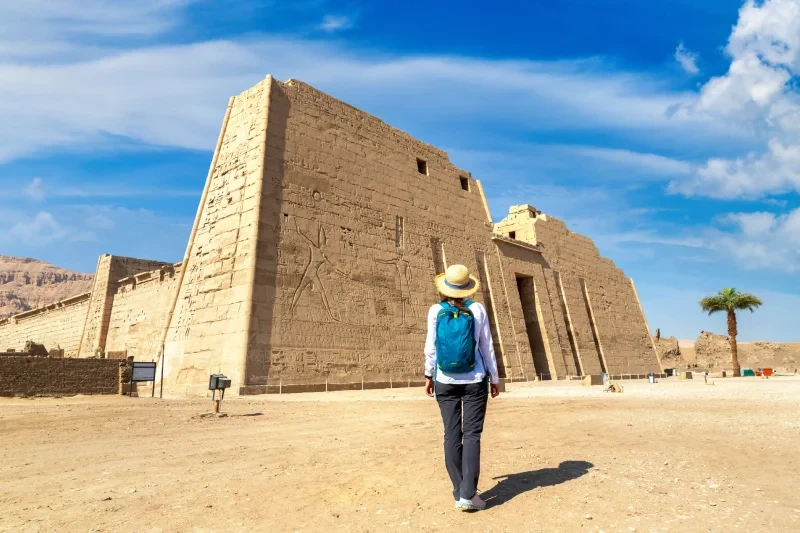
[435,300,476,373]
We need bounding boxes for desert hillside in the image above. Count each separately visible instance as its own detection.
[654,331,800,371]
[0,255,94,319]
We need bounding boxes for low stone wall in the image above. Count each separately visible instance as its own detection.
[0,292,91,357]
[0,357,124,397]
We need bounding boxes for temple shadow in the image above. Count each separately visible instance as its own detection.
[482,460,594,508]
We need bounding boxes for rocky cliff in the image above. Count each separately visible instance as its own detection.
[0,256,94,319]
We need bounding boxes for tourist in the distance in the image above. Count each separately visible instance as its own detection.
[424,264,500,511]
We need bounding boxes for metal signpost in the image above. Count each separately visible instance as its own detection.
[130,362,157,398]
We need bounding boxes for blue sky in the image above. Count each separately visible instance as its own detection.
[1,0,799,341]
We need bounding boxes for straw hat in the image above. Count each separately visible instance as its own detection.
[435,264,480,299]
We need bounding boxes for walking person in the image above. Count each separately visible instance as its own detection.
[424,264,501,511]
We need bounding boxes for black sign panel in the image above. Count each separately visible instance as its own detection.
[131,362,157,382]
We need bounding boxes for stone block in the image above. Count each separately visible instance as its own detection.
[582,374,604,386]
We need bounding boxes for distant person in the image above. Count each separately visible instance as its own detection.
[424,264,500,511]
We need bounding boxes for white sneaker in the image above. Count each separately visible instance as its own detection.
[456,493,486,511]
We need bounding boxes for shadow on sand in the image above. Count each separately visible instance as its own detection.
[482,460,594,508]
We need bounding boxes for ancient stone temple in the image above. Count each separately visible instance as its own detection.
[0,76,661,397]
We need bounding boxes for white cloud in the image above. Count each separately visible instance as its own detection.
[2,212,71,246]
[23,178,46,202]
[318,15,354,32]
[674,42,700,75]
[708,208,800,271]
[670,0,800,199]
[0,22,745,164]
[669,139,800,198]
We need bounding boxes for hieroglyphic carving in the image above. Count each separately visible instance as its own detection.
[430,237,445,274]
[290,219,346,321]
[376,250,417,326]
[340,227,355,249]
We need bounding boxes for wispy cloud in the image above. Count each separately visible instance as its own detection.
[674,42,700,75]
[0,205,190,270]
[23,178,46,202]
[0,30,745,164]
[603,231,704,248]
[318,14,354,32]
[575,146,692,176]
[12,178,197,200]
[0,211,72,247]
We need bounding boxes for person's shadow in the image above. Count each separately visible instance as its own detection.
[481,460,594,508]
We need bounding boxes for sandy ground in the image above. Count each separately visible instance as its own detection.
[2,377,800,533]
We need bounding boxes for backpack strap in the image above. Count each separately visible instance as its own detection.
[464,299,474,307]
[439,302,457,314]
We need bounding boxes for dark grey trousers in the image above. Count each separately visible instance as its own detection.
[435,379,489,501]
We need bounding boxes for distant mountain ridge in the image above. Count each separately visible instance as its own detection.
[0,255,94,319]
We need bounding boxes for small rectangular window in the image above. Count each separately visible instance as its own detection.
[416,158,428,175]
[283,213,289,223]
[460,176,470,191]
[509,231,516,240]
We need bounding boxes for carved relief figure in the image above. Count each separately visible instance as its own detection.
[376,249,417,326]
[290,218,345,322]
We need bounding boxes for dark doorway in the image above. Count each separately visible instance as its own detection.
[515,275,551,379]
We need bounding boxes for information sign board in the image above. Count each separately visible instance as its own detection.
[131,362,157,382]
[129,362,158,398]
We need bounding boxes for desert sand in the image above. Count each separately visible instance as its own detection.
[2,378,799,532]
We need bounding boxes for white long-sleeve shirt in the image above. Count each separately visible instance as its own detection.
[424,301,500,385]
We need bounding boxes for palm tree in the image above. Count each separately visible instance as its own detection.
[699,288,763,376]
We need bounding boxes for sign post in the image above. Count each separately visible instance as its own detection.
[130,362,157,398]
[159,344,164,399]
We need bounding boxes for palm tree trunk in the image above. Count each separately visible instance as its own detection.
[727,309,740,377]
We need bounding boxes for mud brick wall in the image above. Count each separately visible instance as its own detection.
[0,293,91,357]
[78,255,169,358]
[0,357,122,397]
[105,264,182,362]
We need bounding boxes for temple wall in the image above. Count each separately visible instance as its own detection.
[160,80,271,397]
[529,217,658,374]
[240,79,500,394]
[0,293,91,357]
[78,255,169,357]
[105,264,182,362]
